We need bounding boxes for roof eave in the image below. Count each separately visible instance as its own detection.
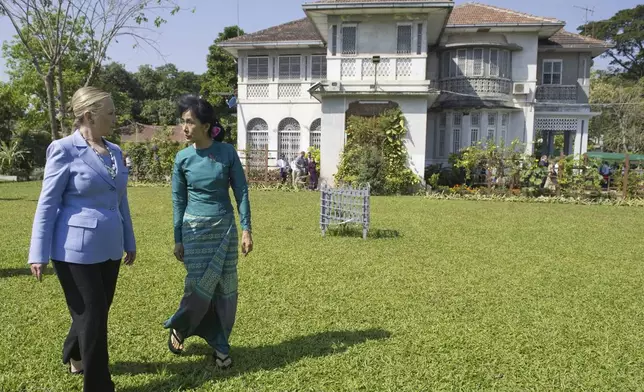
[302,2,454,11]
[217,40,325,57]
[538,44,613,58]
[446,22,565,28]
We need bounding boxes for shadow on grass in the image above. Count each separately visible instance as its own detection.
[0,267,55,278]
[0,197,37,202]
[325,225,401,239]
[113,328,391,391]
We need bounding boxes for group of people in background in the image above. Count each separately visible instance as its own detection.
[277,151,318,190]
[27,87,253,392]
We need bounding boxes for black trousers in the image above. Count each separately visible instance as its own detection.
[52,259,121,392]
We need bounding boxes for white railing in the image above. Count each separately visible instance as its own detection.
[242,82,319,100]
[536,85,577,103]
[439,77,512,98]
[340,56,415,81]
[247,83,269,99]
[278,83,302,99]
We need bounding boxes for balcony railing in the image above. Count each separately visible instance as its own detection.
[438,77,512,98]
[340,56,415,81]
[535,85,577,103]
[243,82,320,100]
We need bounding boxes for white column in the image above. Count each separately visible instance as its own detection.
[581,118,589,154]
[447,111,454,155]
[573,119,583,158]
[320,97,347,184]
[301,125,311,151]
[426,113,435,163]
[397,97,428,180]
[236,109,247,152]
[524,107,535,156]
[463,114,471,147]
[269,117,279,153]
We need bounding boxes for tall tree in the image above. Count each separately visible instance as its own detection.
[0,0,181,139]
[2,26,91,135]
[134,64,201,126]
[201,26,244,144]
[0,3,86,139]
[589,75,644,152]
[578,5,644,79]
[0,82,28,142]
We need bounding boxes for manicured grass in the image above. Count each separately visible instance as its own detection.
[2,181,644,391]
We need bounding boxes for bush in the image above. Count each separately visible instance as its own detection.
[122,127,185,182]
[0,129,51,178]
[424,162,465,188]
[335,108,420,195]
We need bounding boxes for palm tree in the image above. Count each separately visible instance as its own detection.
[0,139,27,175]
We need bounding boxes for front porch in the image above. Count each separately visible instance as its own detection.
[533,109,599,158]
[317,93,438,184]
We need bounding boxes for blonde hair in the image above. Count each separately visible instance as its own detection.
[71,86,112,128]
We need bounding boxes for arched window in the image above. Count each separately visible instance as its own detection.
[277,117,301,161]
[310,118,321,150]
[246,118,269,150]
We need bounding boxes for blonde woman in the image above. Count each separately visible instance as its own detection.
[28,86,136,392]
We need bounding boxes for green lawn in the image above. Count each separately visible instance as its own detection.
[2,182,644,391]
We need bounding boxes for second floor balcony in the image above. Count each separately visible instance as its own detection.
[240,81,320,101]
[439,77,512,99]
[331,55,424,82]
[438,46,514,100]
[535,85,578,103]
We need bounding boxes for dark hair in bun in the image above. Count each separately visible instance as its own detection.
[177,94,227,142]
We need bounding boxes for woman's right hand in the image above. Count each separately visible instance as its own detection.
[173,243,184,262]
[30,263,47,282]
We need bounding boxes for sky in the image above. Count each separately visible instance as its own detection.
[0,0,639,81]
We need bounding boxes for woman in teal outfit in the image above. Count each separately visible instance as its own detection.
[165,95,253,369]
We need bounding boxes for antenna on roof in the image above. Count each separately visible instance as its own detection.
[574,5,595,35]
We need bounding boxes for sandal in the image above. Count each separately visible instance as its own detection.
[168,329,184,355]
[213,351,232,369]
[69,358,83,375]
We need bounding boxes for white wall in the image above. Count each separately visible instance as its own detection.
[327,15,427,56]
[326,14,428,82]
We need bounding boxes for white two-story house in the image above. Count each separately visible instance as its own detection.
[219,0,611,184]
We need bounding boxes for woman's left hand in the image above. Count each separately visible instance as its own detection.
[124,251,136,266]
[241,231,253,257]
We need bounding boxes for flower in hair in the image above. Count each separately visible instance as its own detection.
[211,126,221,138]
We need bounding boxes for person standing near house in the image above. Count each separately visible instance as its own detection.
[124,153,132,171]
[166,95,253,370]
[538,155,549,188]
[307,152,318,190]
[27,86,136,392]
[290,151,306,187]
[277,154,288,183]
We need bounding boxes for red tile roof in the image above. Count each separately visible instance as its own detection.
[307,0,450,3]
[447,3,562,26]
[541,30,612,48]
[222,18,322,44]
[120,124,185,143]
[219,2,611,50]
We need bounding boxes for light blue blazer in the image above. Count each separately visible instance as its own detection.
[28,130,136,264]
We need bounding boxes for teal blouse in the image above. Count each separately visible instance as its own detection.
[172,142,251,243]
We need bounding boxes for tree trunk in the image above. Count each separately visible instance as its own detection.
[56,64,67,135]
[85,61,100,87]
[44,70,59,140]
